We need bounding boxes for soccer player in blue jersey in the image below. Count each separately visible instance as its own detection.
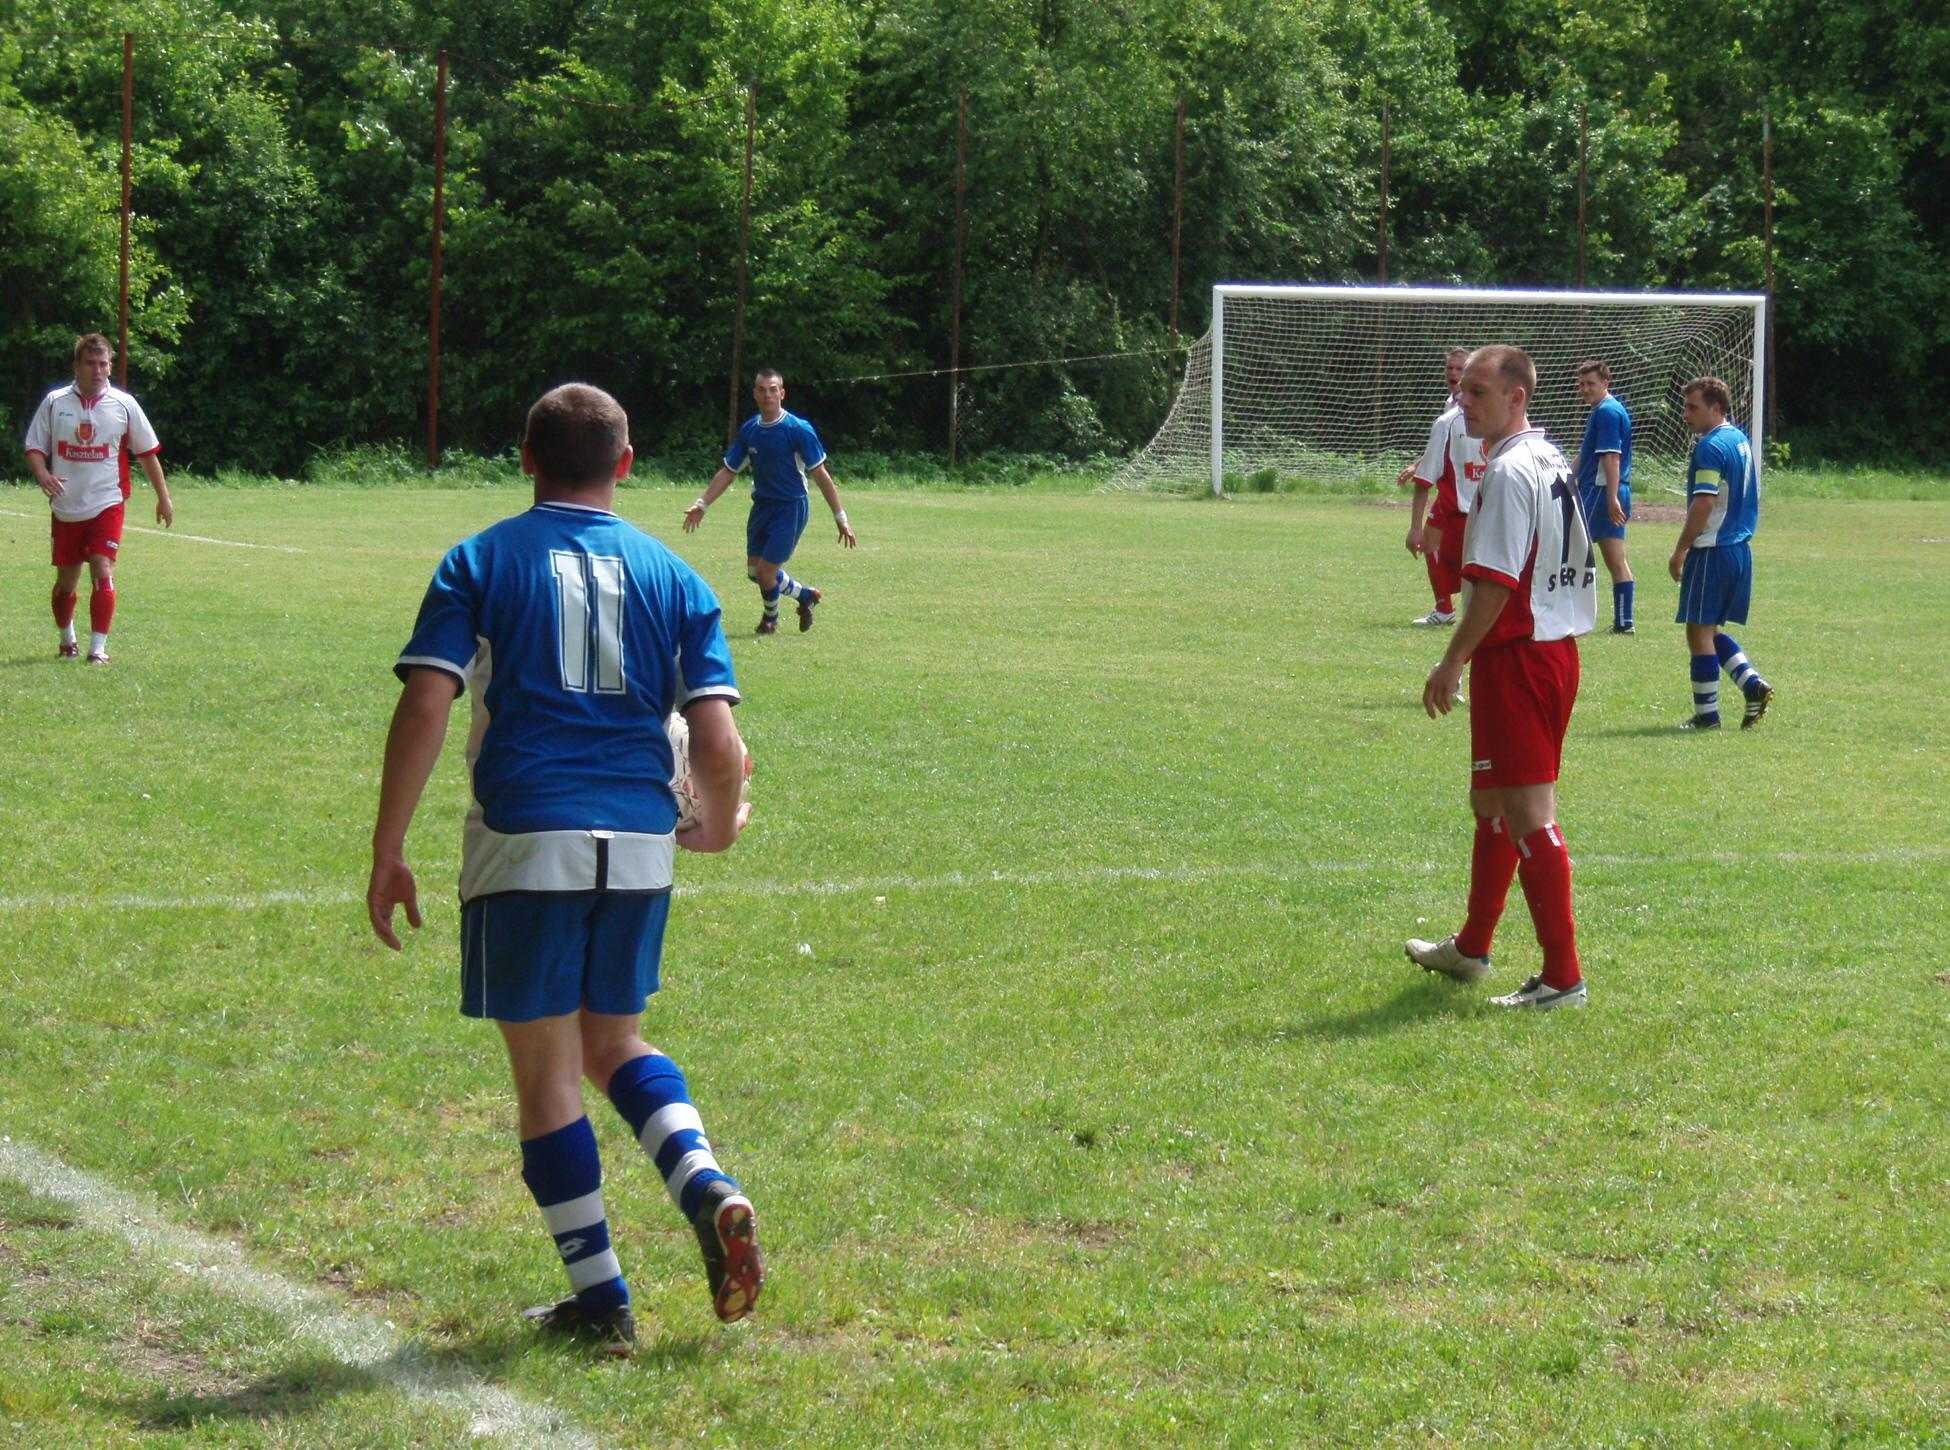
[368,384,763,1356]
[686,368,856,635]
[1574,360,1636,634]
[1669,376,1774,729]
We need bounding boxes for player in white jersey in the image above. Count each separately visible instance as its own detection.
[1399,347,1483,626]
[1407,345,1596,1009]
[22,333,173,663]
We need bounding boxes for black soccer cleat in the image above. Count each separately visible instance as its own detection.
[796,586,821,633]
[1679,714,1721,731]
[691,1180,764,1323]
[520,1296,637,1357]
[1741,681,1774,729]
[754,613,778,636]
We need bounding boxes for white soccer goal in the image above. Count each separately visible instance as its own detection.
[1112,284,1767,496]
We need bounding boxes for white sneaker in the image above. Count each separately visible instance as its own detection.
[1489,973,1587,1009]
[1411,608,1457,627]
[1405,935,1491,984]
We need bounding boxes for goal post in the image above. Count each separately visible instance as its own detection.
[1116,284,1768,496]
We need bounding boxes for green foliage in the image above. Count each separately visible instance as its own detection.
[0,0,1945,469]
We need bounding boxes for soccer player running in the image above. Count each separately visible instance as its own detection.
[1669,376,1774,729]
[686,367,856,635]
[369,384,763,1356]
[22,332,174,663]
[1398,346,1482,626]
[1406,346,1596,1009]
[1573,360,1636,633]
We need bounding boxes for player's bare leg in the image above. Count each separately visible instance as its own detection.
[84,554,115,664]
[52,562,84,659]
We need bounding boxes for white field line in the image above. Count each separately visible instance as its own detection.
[0,844,1943,916]
[0,505,303,553]
[0,1137,596,1449]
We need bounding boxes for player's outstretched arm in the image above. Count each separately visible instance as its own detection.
[368,667,461,948]
[676,698,752,853]
[686,467,737,533]
[809,464,854,547]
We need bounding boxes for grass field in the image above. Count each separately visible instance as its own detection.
[1,477,1946,1447]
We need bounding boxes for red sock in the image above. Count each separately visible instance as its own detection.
[1516,823,1581,989]
[52,586,78,629]
[89,584,116,635]
[1423,555,1452,612]
[1455,816,1518,959]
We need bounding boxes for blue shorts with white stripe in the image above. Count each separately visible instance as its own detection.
[1676,540,1752,626]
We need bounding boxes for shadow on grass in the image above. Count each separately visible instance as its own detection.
[0,655,54,669]
[1585,723,1695,739]
[1279,980,1482,1042]
[123,1356,368,1430]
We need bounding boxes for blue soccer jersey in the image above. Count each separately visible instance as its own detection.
[724,410,827,502]
[1686,422,1758,548]
[1575,394,1632,492]
[396,502,739,900]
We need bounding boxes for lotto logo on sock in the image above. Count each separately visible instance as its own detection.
[1472,759,1493,773]
[557,1236,586,1260]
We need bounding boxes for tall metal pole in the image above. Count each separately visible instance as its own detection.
[426,49,448,469]
[1169,96,1185,356]
[1577,102,1589,289]
[727,84,756,445]
[117,33,132,388]
[1762,100,1777,449]
[1376,102,1390,283]
[949,86,968,466]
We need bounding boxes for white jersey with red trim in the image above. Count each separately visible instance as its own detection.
[1450,413,1486,513]
[1413,399,1487,515]
[1460,427,1594,648]
[24,383,161,523]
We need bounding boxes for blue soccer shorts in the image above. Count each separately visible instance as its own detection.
[1676,540,1753,626]
[1580,482,1631,542]
[746,494,811,567]
[459,890,671,1022]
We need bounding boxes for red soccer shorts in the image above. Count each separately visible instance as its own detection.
[1468,636,1580,788]
[50,503,124,567]
[1425,508,1468,597]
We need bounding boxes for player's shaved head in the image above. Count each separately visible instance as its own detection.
[1467,344,1536,400]
[73,332,111,362]
[524,383,629,487]
[1446,346,1470,361]
[1683,376,1732,415]
[754,367,784,387]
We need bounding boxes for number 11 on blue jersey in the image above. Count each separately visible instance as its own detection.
[552,550,627,693]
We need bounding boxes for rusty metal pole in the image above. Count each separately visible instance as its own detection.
[727,84,756,445]
[1169,96,1185,357]
[1577,102,1589,288]
[426,49,448,468]
[117,33,132,387]
[949,86,968,465]
[1763,100,1777,448]
[1377,102,1390,283]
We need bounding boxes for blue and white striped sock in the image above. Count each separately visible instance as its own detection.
[1691,653,1720,721]
[760,584,780,618]
[1614,580,1634,629]
[606,1053,735,1220]
[775,571,807,601]
[1714,632,1762,696]
[519,1117,628,1312]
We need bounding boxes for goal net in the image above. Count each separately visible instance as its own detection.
[1111,285,1767,495]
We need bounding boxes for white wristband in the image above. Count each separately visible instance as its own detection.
[691,498,709,513]
[834,510,849,526]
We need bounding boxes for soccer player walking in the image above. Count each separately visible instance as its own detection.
[1573,360,1636,633]
[22,332,173,663]
[1398,346,1484,626]
[686,368,856,634]
[1407,346,1596,1009]
[1669,377,1773,729]
[369,384,763,1356]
